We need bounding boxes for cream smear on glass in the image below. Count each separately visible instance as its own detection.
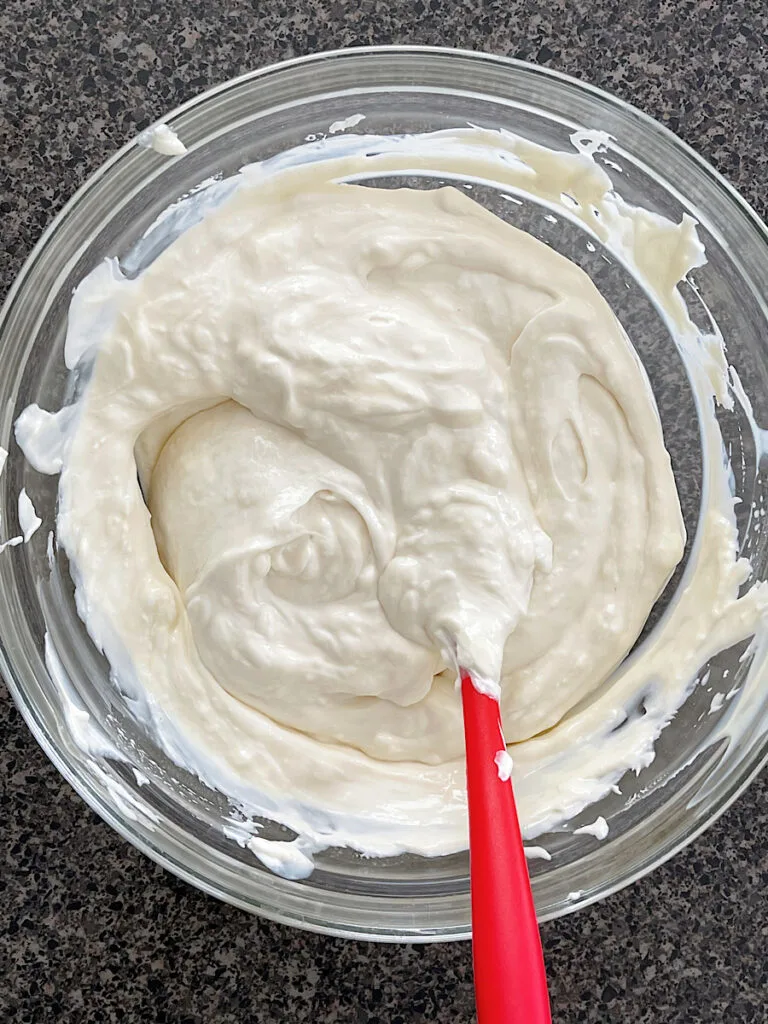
[18,126,768,875]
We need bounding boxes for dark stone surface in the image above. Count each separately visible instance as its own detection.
[2,2,767,1022]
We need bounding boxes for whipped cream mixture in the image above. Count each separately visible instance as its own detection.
[19,127,768,871]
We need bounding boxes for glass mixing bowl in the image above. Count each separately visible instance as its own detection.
[2,46,768,941]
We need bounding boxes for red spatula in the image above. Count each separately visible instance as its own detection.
[461,671,552,1024]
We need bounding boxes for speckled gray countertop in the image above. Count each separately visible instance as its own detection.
[2,3,768,1022]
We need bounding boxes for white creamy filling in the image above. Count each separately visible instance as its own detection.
[20,127,768,864]
[137,123,188,157]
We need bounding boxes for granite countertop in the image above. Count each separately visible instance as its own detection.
[2,2,768,1021]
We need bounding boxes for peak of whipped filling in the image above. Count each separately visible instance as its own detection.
[57,182,684,773]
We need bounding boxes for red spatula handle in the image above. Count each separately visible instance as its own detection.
[461,673,551,1024]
